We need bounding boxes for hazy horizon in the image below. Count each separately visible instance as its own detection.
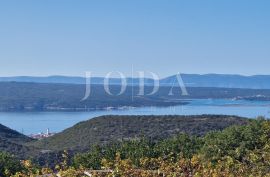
[2,72,270,79]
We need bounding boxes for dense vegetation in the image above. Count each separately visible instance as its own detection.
[1,82,270,111]
[0,124,32,144]
[30,115,248,151]
[0,115,248,165]
[0,124,37,159]
[1,117,270,176]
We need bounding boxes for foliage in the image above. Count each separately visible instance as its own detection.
[30,115,247,151]
[72,118,270,176]
[0,152,24,177]
[0,123,37,159]
[2,118,270,176]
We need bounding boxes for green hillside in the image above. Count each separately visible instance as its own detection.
[0,123,32,144]
[0,123,37,158]
[30,115,248,151]
[2,116,270,177]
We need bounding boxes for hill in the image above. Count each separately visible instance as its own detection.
[2,117,270,177]
[161,74,270,89]
[30,115,248,151]
[0,123,32,144]
[0,124,37,158]
[0,82,186,111]
[1,82,270,111]
[2,74,270,89]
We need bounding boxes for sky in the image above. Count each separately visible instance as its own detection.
[0,0,269,78]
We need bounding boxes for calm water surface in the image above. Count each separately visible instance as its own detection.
[1,99,270,135]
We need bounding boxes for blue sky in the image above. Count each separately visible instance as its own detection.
[0,0,269,77]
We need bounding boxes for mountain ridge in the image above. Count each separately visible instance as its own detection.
[1,74,270,89]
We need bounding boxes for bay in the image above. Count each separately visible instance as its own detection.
[0,99,270,135]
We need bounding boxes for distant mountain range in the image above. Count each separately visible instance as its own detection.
[162,74,270,89]
[1,74,270,89]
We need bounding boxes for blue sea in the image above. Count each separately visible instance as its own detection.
[1,99,270,135]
